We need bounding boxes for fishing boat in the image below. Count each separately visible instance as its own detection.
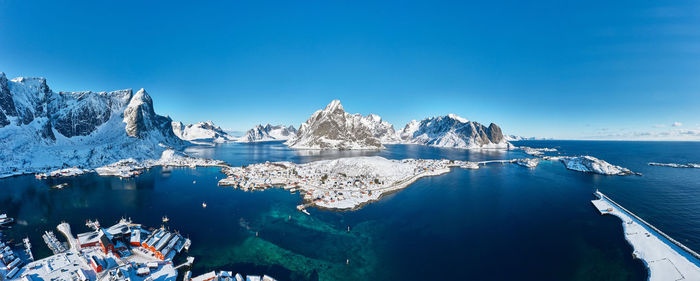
[0,214,14,226]
[162,216,169,223]
[202,202,207,208]
[50,183,68,189]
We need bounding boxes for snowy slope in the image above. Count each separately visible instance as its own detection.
[285,100,384,150]
[360,114,401,143]
[0,72,184,178]
[397,114,509,149]
[172,120,236,143]
[237,124,297,142]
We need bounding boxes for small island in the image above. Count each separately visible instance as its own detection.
[218,156,532,211]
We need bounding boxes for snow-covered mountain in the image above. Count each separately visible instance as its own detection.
[504,135,549,141]
[398,114,508,149]
[360,114,401,143]
[238,124,297,142]
[172,120,236,143]
[285,100,384,150]
[0,72,184,177]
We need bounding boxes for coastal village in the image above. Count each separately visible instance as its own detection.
[217,156,542,211]
[0,217,276,281]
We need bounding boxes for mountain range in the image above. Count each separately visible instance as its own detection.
[238,124,297,142]
[287,100,508,150]
[0,73,183,177]
[0,73,510,176]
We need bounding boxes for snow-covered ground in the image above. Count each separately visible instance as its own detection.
[591,191,700,281]
[648,162,700,169]
[515,158,539,168]
[7,219,189,281]
[520,146,557,156]
[36,167,92,178]
[219,156,454,210]
[553,156,640,176]
[218,156,547,210]
[35,149,225,178]
[94,149,225,178]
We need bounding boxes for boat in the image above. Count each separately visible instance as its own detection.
[162,216,169,223]
[202,202,207,208]
[50,183,69,189]
[23,237,34,261]
[0,214,14,226]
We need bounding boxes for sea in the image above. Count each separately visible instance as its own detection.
[2,140,700,281]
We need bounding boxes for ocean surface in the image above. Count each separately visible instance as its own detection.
[2,140,700,280]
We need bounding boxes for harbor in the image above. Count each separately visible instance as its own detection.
[591,190,700,281]
[0,216,277,281]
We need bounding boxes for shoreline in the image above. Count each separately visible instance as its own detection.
[308,167,453,212]
[591,191,700,280]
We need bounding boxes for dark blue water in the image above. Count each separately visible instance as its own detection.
[1,141,699,280]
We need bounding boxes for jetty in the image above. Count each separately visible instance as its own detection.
[42,231,67,255]
[591,190,700,281]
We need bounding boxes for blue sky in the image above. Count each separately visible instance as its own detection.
[1,0,699,139]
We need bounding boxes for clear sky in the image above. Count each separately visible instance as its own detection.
[1,0,699,140]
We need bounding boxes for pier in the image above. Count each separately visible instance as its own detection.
[42,231,67,255]
[591,190,700,281]
[57,222,79,252]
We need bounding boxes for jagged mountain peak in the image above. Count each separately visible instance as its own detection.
[323,99,344,113]
[399,114,508,149]
[239,123,297,142]
[286,100,383,150]
[0,73,184,177]
[447,113,468,123]
[172,120,236,143]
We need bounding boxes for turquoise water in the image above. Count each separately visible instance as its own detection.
[2,141,699,280]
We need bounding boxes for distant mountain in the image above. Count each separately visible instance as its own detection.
[238,124,297,142]
[0,72,184,177]
[172,120,236,143]
[504,135,551,141]
[361,114,401,144]
[285,100,384,150]
[398,114,508,149]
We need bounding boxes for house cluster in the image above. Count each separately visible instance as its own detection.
[1,219,192,281]
[218,158,458,210]
[1,236,23,280]
[35,167,90,178]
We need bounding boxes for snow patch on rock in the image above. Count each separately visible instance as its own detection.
[554,156,639,176]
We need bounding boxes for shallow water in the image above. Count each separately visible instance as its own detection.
[2,141,699,280]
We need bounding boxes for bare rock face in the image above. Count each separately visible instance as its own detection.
[124,89,154,138]
[50,90,131,137]
[487,123,504,144]
[398,114,508,149]
[0,73,17,127]
[122,88,180,142]
[285,100,384,150]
